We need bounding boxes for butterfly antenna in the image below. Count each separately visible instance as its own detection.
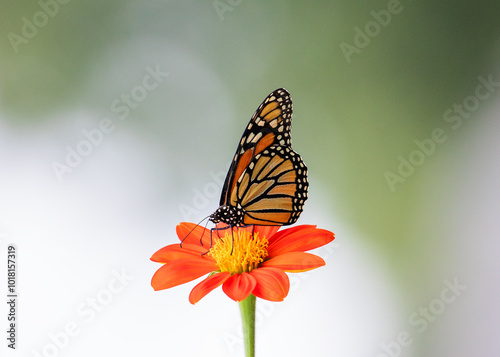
[200,218,212,247]
[180,215,210,248]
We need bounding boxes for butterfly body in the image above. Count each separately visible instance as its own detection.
[210,88,308,227]
[210,205,244,226]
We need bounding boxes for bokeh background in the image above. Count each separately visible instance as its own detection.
[1,1,500,356]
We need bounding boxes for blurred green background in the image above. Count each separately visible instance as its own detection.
[1,1,500,356]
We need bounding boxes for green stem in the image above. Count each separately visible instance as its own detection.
[239,294,256,357]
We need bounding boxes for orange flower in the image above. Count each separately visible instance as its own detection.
[151,223,335,304]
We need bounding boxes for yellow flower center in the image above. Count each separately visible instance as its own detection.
[209,230,269,274]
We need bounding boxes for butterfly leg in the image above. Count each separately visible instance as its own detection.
[230,227,235,255]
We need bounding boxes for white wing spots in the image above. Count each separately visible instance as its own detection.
[246,132,255,143]
[252,132,262,143]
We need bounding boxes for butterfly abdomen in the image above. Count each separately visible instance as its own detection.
[210,205,245,226]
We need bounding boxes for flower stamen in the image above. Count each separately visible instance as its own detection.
[209,230,269,274]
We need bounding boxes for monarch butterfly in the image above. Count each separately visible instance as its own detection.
[209,88,308,227]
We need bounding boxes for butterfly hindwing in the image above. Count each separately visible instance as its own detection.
[230,145,308,225]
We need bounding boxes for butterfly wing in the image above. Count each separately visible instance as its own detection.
[230,146,308,225]
[220,88,293,207]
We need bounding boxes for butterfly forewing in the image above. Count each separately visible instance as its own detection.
[220,88,293,207]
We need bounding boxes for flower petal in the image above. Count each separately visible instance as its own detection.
[262,252,325,272]
[222,273,256,302]
[151,258,218,291]
[189,272,231,304]
[176,222,214,247]
[267,225,317,245]
[213,225,280,240]
[254,225,281,239]
[233,224,280,237]
[151,243,213,263]
[250,267,289,301]
[267,226,334,257]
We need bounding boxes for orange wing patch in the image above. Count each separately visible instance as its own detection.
[259,101,279,118]
[254,133,275,156]
[230,149,254,196]
[244,211,292,225]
